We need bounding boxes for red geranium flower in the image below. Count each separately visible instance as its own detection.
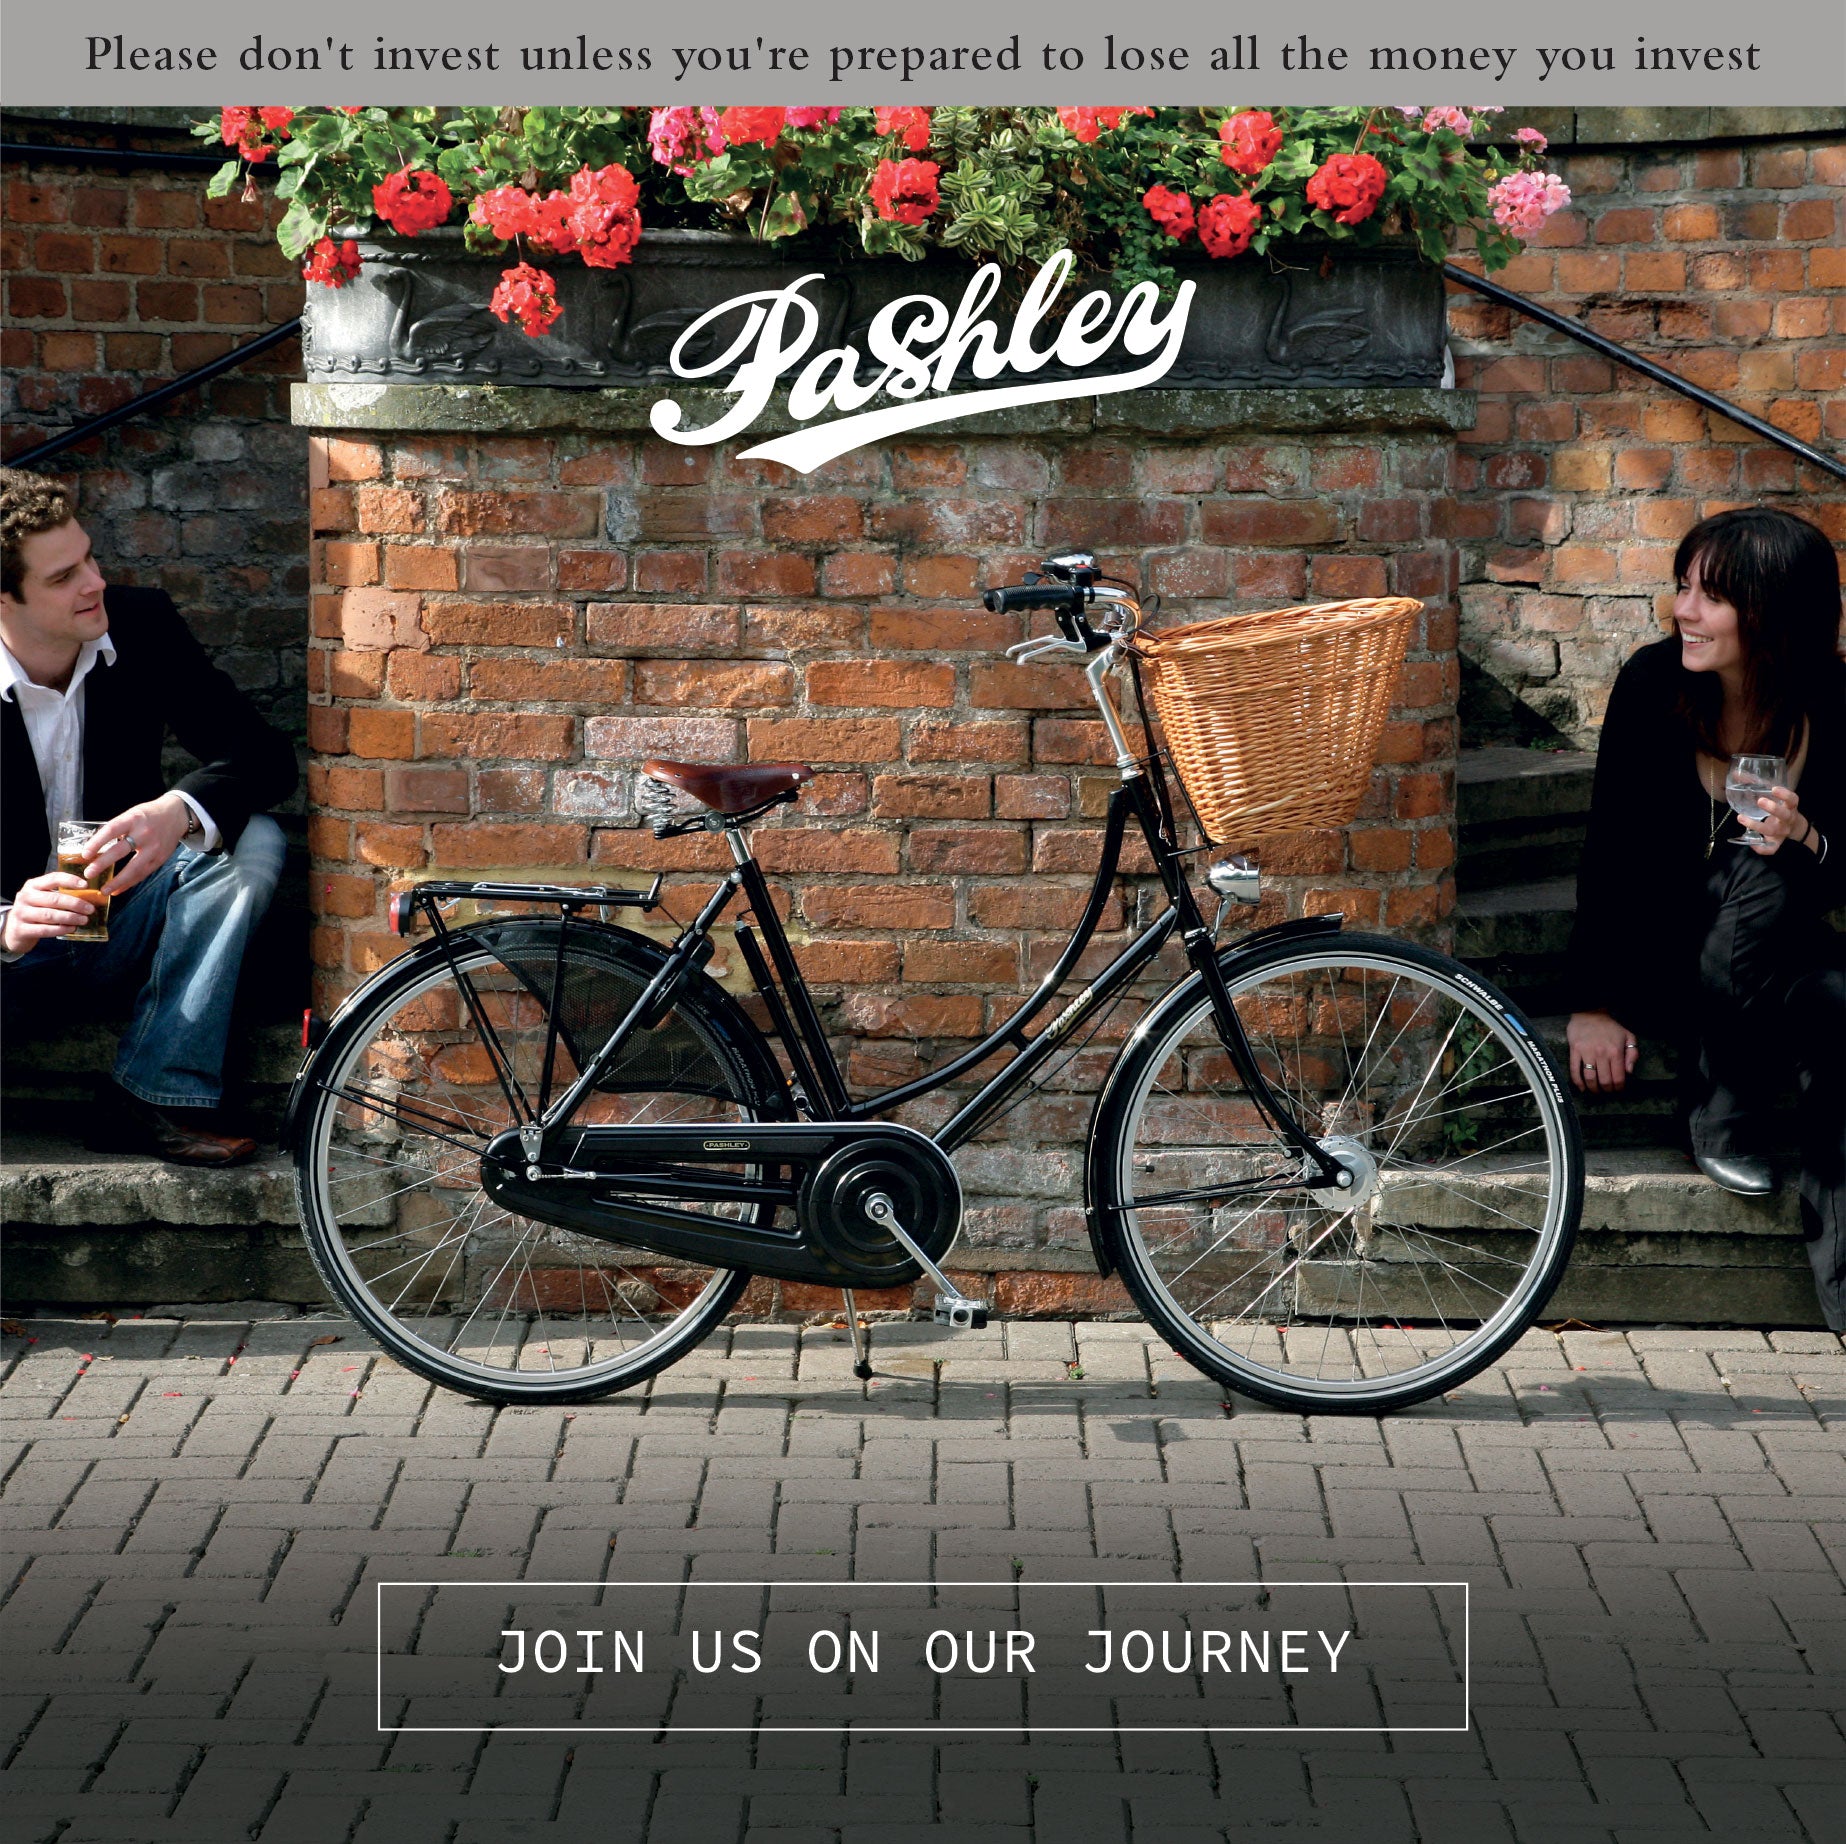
[302,237,362,288]
[1305,152,1389,226]
[786,107,842,129]
[525,191,580,254]
[218,107,271,161]
[1142,185,1196,241]
[868,157,940,226]
[1056,106,1148,143]
[489,261,562,337]
[258,107,296,136]
[1197,192,1261,259]
[470,185,534,242]
[567,162,642,268]
[371,169,453,237]
[1219,110,1281,178]
[874,106,932,153]
[718,106,787,147]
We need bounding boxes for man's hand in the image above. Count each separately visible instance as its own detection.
[2,872,101,953]
[86,792,192,897]
[1566,1010,1638,1093]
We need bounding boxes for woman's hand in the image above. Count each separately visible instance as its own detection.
[1566,1011,1638,1092]
[1740,784,1803,855]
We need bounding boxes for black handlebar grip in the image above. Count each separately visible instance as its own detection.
[983,584,1080,613]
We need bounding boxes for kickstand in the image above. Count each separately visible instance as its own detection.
[841,1290,873,1381]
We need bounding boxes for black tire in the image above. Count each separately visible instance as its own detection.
[291,920,788,1403]
[1091,932,1582,1413]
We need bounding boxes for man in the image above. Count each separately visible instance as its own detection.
[1,467,296,1166]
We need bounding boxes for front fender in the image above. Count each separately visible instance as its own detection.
[1080,913,1343,1277]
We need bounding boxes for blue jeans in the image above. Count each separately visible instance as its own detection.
[2,816,287,1109]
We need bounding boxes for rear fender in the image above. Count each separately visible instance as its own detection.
[283,918,791,1155]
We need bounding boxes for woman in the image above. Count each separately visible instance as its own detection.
[1565,506,1845,1332]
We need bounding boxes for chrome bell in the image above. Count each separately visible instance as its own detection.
[1205,856,1261,904]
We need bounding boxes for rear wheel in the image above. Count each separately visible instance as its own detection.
[1096,933,1581,1412]
[293,924,783,1403]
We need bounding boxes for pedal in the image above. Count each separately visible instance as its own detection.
[862,1190,985,1329]
[933,1295,989,1331]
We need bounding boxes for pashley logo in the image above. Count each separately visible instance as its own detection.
[649,250,1194,474]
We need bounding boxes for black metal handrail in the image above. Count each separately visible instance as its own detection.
[6,320,302,469]
[1443,263,1845,483]
[1,140,276,176]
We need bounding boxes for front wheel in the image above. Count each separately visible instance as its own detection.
[292,921,785,1404]
[1093,933,1582,1413]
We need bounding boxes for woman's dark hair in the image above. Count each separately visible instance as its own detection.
[1672,506,1844,757]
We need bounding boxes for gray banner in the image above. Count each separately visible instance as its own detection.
[3,0,1841,106]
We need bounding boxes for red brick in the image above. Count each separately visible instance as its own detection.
[473,658,632,705]
[356,823,428,869]
[869,608,1017,653]
[969,884,1126,931]
[909,828,1026,874]
[356,486,424,534]
[802,884,955,930]
[430,823,585,868]
[438,490,600,538]
[1201,500,1341,546]
[421,601,570,647]
[841,993,984,1038]
[585,715,739,763]
[306,706,349,755]
[329,650,387,699]
[747,717,902,763]
[383,546,460,591]
[904,939,1016,984]
[462,545,552,592]
[315,874,375,920]
[587,603,739,653]
[323,439,384,482]
[807,660,955,709]
[716,551,816,598]
[420,713,576,761]
[742,605,864,651]
[338,588,423,652]
[634,659,793,707]
[384,768,470,814]
[909,720,1028,765]
[873,774,990,819]
[761,496,865,543]
[750,830,899,874]
[347,708,416,760]
[387,654,464,702]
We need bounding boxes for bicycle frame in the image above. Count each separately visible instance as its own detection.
[396,654,1349,1203]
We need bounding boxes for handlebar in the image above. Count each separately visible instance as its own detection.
[982,583,1084,614]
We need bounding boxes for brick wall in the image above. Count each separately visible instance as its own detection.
[0,157,308,749]
[1449,129,1846,741]
[299,419,1460,1265]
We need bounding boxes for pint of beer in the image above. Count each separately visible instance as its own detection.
[54,820,114,943]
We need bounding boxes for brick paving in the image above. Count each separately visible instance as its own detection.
[2,1313,1842,1842]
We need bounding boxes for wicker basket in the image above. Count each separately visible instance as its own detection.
[1132,597,1423,848]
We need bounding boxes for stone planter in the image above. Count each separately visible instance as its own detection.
[301,229,1448,392]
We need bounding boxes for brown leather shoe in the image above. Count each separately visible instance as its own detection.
[87,1090,258,1168]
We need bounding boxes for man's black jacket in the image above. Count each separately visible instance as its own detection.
[2,585,297,906]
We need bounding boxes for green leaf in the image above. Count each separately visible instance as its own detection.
[275,198,321,262]
[206,160,241,199]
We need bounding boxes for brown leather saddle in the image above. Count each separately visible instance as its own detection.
[641,758,813,815]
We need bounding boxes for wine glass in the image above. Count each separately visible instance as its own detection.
[1725,754,1786,849]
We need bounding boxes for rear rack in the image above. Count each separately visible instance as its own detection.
[388,877,662,935]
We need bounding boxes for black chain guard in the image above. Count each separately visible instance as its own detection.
[481,1120,962,1287]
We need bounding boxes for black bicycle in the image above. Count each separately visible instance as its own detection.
[287,554,1582,1414]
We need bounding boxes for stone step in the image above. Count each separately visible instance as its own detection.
[0,1135,1825,1328]
[1456,746,1594,892]
[1,1020,305,1134]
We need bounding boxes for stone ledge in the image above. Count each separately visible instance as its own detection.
[0,1139,1823,1324]
[1,1135,296,1227]
[290,381,1478,441]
